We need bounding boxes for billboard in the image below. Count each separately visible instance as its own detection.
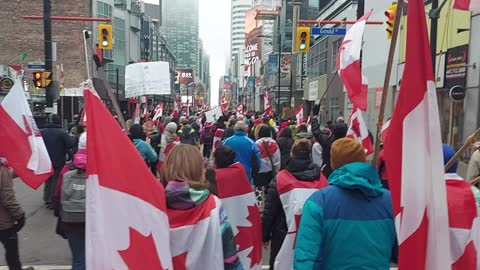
[267,54,292,88]
[176,69,194,85]
[445,45,468,88]
[244,6,264,67]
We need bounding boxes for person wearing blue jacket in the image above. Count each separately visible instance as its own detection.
[223,121,261,184]
[294,138,397,270]
[129,124,158,165]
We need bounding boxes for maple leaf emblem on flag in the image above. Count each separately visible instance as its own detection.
[350,117,361,138]
[118,228,167,270]
[234,205,262,267]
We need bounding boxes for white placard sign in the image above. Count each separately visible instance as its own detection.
[204,106,223,123]
[309,80,318,101]
[125,61,171,98]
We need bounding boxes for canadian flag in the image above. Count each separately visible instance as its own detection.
[444,173,479,270]
[346,106,373,155]
[210,128,225,159]
[172,96,179,119]
[81,109,87,126]
[264,91,272,117]
[133,103,141,124]
[216,163,262,269]
[274,170,328,270]
[221,97,228,112]
[153,103,164,121]
[383,0,451,268]
[380,119,391,143]
[168,195,224,269]
[337,11,372,111]
[295,104,304,124]
[237,104,244,115]
[453,0,480,12]
[157,140,179,172]
[84,81,172,269]
[0,79,53,189]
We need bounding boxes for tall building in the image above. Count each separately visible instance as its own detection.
[161,0,200,77]
[231,0,252,61]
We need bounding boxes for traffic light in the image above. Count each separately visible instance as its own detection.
[295,26,311,53]
[33,72,42,88]
[98,24,113,50]
[42,71,52,87]
[385,4,398,40]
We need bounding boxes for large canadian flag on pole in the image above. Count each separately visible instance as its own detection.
[264,91,272,117]
[84,81,172,269]
[153,102,164,121]
[337,11,372,111]
[453,0,480,12]
[0,80,53,189]
[295,104,304,124]
[346,106,374,155]
[216,163,262,270]
[383,0,451,269]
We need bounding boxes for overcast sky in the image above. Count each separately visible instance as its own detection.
[145,0,231,106]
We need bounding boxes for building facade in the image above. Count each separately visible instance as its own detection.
[161,0,200,77]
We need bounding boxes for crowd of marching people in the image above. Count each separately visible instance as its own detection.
[2,107,480,270]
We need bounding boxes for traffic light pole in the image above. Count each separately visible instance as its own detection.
[291,1,301,107]
[44,0,54,107]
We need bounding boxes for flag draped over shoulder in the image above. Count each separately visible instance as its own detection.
[384,0,451,269]
[216,163,262,270]
[0,80,52,189]
[84,81,172,269]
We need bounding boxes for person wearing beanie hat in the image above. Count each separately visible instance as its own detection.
[295,138,396,270]
[442,143,480,268]
[262,139,328,269]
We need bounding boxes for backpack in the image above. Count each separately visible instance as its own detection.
[179,127,198,145]
[201,126,214,144]
[60,169,86,223]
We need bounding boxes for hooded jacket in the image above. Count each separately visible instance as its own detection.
[262,158,323,267]
[294,162,396,270]
[165,181,243,270]
[41,124,76,168]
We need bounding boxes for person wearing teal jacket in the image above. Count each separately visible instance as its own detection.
[294,138,397,270]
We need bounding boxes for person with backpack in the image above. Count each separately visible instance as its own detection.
[178,118,199,146]
[200,122,214,158]
[54,132,87,270]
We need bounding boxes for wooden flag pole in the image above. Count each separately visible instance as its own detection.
[469,175,480,186]
[444,128,480,172]
[372,0,404,167]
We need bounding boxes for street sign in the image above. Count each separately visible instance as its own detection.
[311,27,347,36]
[27,62,45,70]
[448,85,466,102]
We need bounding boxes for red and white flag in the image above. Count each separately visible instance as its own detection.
[0,79,52,189]
[264,91,272,117]
[172,97,179,119]
[295,104,304,124]
[453,0,480,12]
[216,163,262,269]
[380,119,391,143]
[84,81,172,269]
[157,141,179,171]
[237,104,244,115]
[383,0,451,268]
[346,106,373,155]
[153,103,164,121]
[337,11,372,111]
[80,109,87,126]
[221,97,229,112]
[210,128,225,159]
[168,195,224,269]
[444,173,479,270]
[274,170,328,270]
[133,103,141,124]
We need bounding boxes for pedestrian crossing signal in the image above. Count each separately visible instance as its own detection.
[295,27,311,53]
[385,4,398,40]
[98,24,113,50]
[33,72,42,88]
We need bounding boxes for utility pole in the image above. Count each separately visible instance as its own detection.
[44,0,54,108]
[277,15,282,114]
[291,1,302,107]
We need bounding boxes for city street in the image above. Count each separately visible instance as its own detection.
[0,179,70,269]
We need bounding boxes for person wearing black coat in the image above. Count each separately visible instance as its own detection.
[262,141,322,270]
[276,128,294,170]
[40,114,75,208]
[319,122,348,178]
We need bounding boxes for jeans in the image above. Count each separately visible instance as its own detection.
[0,228,22,270]
[44,167,62,205]
[65,230,85,270]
